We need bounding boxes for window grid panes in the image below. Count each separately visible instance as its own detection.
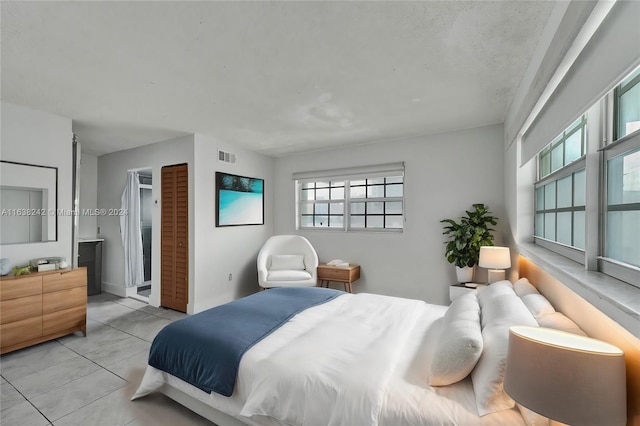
[538,115,587,180]
[615,67,640,140]
[535,161,586,250]
[535,115,588,251]
[605,148,640,268]
[299,181,346,229]
[533,68,640,287]
[299,176,404,231]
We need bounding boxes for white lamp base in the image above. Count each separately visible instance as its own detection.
[487,269,505,283]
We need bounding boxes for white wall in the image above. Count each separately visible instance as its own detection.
[273,124,507,305]
[78,152,98,238]
[97,135,195,309]
[191,134,274,312]
[0,102,73,266]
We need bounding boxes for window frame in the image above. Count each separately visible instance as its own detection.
[613,68,640,140]
[533,115,588,263]
[599,130,640,287]
[295,165,405,233]
[531,70,640,288]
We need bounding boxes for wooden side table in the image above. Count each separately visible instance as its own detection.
[317,264,360,293]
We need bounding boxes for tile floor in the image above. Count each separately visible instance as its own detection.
[0,293,215,426]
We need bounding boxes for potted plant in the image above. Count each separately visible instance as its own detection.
[441,203,498,283]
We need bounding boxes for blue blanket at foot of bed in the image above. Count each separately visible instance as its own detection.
[148,286,343,397]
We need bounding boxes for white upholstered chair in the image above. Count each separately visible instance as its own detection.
[257,235,319,289]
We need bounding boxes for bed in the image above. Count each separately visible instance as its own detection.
[132,275,573,426]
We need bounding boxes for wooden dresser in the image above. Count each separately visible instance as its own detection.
[0,267,87,355]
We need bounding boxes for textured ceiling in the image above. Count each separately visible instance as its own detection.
[1,1,556,157]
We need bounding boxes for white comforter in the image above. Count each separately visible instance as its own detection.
[134,292,526,426]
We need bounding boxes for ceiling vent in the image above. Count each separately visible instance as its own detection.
[218,149,236,164]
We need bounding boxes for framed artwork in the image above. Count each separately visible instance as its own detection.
[215,172,264,227]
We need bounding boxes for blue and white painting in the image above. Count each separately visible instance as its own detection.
[216,172,264,226]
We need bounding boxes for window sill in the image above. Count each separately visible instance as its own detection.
[518,242,640,338]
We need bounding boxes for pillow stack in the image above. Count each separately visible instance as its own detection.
[428,291,483,386]
[471,281,538,416]
[513,278,586,336]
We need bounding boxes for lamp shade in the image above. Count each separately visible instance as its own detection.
[478,246,511,269]
[504,326,626,426]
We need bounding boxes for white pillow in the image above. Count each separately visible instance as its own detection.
[476,280,514,307]
[428,292,483,386]
[536,312,587,336]
[521,293,555,319]
[472,291,538,416]
[513,277,539,297]
[269,254,305,271]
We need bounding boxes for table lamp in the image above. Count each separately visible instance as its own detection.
[478,246,511,283]
[504,326,626,426]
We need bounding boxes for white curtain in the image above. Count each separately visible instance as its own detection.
[120,171,144,288]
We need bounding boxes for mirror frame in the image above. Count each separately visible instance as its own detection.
[0,160,58,244]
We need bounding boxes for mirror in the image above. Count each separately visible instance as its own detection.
[0,160,57,244]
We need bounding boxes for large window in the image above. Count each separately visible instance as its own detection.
[603,69,640,274]
[614,68,640,139]
[533,68,640,287]
[534,116,587,258]
[605,147,640,268]
[296,163,404,232]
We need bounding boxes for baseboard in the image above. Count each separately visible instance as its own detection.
[102,281,127,297]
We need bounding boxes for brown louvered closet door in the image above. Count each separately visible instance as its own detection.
[161,164,188,313]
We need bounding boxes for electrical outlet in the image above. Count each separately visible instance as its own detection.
[228,273,233,281]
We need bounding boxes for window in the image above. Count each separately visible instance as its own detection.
[534,116,587,259]
[614,67,640,139]
[532,68,640,287]
[538,115,586,179]
[295,163,404,232]
[600,69,640,284]
[604,147,640,268]
[299,181,345,229]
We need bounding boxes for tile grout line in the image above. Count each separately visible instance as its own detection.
[1,377,54,425]
[4,297,179,425]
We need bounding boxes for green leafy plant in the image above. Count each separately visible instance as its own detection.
[441,203,498,268]
[11,265,33,276]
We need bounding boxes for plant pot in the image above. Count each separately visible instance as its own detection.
[455,265,475,283]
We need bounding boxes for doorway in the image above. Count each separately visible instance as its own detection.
[137,171,153,299]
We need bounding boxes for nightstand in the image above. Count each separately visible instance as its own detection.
[317,264,360,293]
[449,283,486,302]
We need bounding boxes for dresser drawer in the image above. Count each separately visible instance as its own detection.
[43,286,86,314]
[318,267,350,281]
[1,294,42,323]
[317,265,360,282]
[1,317,43,347]
[0,276,42,301]
[42,269,87,293]
[43,305,85,335]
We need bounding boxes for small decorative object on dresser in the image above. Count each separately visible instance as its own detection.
[0,258,11,276]
[0,267,87,354]
[317,263,360,293]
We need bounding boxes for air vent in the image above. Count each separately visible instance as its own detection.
[218,149,236,164]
